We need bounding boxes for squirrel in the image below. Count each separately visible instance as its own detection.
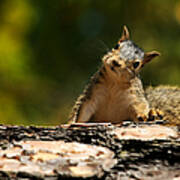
[68,26,180,126]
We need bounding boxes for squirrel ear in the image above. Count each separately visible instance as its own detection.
[143,51,160,64]
[119,25,130,42]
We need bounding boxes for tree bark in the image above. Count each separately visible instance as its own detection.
[0,122,179,180]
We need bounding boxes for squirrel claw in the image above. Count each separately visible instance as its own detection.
[135,108,164,123]
[136,114,148,122]
[156,109,164,119]
[148,108,164,121]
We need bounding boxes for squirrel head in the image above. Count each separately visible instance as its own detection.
[113,26,160,74]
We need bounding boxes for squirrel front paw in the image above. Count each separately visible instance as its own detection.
[136,108,164,122]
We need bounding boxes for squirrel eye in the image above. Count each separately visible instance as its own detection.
[114,44,120,49]
[133,61,140,69]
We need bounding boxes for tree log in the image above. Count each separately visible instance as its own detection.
[0,122,179,180]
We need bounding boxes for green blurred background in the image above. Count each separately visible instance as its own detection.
[0,0,180,125]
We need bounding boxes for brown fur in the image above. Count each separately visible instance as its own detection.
[68,26,179,126]
[146,86,180,125]
[68,52,157,124]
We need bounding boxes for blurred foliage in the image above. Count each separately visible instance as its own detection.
[0,0,179,125]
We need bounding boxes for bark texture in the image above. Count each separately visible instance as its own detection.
[0,122,179,180]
